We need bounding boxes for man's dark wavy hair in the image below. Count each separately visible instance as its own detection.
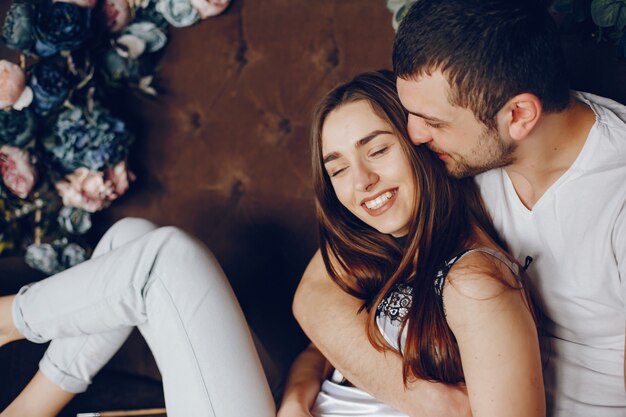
[393,0,570,128]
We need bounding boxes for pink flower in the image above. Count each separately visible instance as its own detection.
[0,60,32,110]
[53,0,98,8]
[190,0,231,18]
[104,160,134,198]
[0,145,37,199]
[103,0,132,32]
[55,161,134,212]
[55,168,112,212]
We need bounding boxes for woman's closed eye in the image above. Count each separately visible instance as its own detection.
[369,145,390,158]
[329,165,348,178]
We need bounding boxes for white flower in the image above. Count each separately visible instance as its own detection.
[189,0,230,19]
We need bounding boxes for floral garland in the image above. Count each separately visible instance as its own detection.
[0,0,230,274]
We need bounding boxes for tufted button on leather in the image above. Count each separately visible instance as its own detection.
[231,179,245,199]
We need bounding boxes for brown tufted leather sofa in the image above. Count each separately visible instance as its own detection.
[2,1,626,415]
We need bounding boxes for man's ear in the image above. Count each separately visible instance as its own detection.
[498,93,542,141]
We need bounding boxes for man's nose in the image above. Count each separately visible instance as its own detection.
[407,114,433,145]
[353,161,379,192]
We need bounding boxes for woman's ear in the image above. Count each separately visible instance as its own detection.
[498,93,542,141]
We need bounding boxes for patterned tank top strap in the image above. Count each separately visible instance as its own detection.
[460,246,521,278]
[433,246,521,298]
[433,249,471,297]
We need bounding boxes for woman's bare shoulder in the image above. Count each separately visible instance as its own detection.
[441,248,533,337]
[443,249,522,307]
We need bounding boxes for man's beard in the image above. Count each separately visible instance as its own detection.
[438,127,516,178]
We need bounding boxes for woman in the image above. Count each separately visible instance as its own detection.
[277,69,544,417]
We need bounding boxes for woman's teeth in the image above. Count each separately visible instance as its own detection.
[365,191,394,209]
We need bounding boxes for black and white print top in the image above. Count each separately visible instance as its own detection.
[375,246,521,352]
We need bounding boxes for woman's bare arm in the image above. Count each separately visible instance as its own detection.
[443,253,545,417]
[293,250,471,417]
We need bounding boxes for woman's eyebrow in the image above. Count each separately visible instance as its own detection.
[356,130,392,147]
[323,152,340,164]
[323,129,392,164]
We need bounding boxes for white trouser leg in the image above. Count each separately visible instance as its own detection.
[12,219,275,417]
[37,217,159,393]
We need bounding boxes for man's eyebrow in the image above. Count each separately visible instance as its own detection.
[406,110,447,123]
[323,129,392,164]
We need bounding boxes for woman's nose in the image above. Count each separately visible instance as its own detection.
[407,114,433,145]
[353,161,379,192]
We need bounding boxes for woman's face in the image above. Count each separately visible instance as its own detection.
[321,100,415,237]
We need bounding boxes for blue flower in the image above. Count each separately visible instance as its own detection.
[119,21,168,56]
[135,1,170,30]
[101,47,143,83]
[156,0,199,28]
[25,243,61,275]
[44,103,134,173]
[61,242,87,268]
[25,239,89,274]
[101,21,168,86]
[58,206,92,235]
[35,1,92,57]
[29,61,71,115]
[0,108,36,147]
[2,0,37,53]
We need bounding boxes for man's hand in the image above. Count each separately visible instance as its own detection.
[276,401,314,417]
[293,250,471,417]
[277,344,329,417]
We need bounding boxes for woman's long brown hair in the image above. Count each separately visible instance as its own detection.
[311,69,512,384]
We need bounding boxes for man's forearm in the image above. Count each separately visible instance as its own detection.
[278,343,329,415]
[293,250,469,417]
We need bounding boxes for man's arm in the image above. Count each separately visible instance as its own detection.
[293,250,471,417]
[277,343,330,417]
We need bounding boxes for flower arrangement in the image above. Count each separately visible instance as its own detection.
[0,0,230,274]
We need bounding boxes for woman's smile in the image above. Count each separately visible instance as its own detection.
[361,188,398,214]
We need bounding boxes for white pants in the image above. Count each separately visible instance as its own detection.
[11,218,276,417]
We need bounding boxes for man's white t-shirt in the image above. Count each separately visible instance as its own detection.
[475,92,626,416]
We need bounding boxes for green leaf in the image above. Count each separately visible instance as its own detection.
[552,0,578,13]
[616,2,626,29]
[591,0,626,27]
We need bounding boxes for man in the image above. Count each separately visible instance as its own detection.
[294,1,626,416]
